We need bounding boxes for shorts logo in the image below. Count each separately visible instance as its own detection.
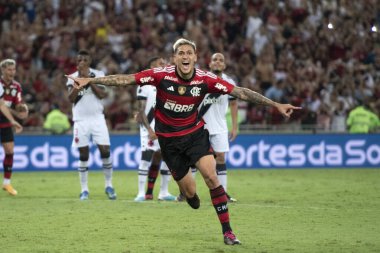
[167,86,174,91]
[140,76,154,83]
[190,87,201,97]
[178,86,186,95]
[215,83,228,92]
[164,100,194,112]
[75,137,79,143]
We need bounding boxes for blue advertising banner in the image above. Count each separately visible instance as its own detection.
[3,134,379,171]
[227,134,380,169]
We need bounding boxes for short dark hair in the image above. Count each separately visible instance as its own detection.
[147,56,161,68]
[78,50,90,57]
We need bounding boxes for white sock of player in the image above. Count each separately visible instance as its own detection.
[78,160,89,192]
[216,163,227,191]
[159,161,171,196]
[3,178,10,185]
[137,160,150,197]
[102,157,113,188]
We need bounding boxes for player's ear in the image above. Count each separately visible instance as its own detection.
[194,52,197,63]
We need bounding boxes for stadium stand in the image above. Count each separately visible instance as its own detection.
[0,0,379,133]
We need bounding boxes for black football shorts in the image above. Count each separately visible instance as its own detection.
[0,127,14,143]
[158,127,213,181]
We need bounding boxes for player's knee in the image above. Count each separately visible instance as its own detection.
[99,146,110,159]
[79,153,89,161]
[100,150,110,159]
[141,150,154,161]
[215,153,225,163]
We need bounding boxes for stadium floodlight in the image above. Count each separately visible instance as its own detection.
[328,23,334,29]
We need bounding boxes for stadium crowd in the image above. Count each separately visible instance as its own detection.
[0,0,379,132]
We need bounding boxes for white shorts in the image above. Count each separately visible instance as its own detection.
[209,132,229,153]
[140,134,160,152]
[72,118,110,148]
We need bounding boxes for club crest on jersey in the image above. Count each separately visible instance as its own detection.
[190,87,201,97]
[10,88,17,97]
[178,86,186,95]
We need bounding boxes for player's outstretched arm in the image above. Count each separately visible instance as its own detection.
[230,86,301,118]
[66,74,136,89]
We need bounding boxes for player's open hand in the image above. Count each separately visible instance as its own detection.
[11,120,23,133]
[65,75,91,89]
[275,103,302,118]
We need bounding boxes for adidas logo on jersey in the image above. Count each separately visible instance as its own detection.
[167,86,174,91]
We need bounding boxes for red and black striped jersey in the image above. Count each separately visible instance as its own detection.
[134,65,235,137]
[0,78,23,128]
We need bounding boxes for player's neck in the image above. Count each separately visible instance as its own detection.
[1,76,13,84]
[211,70,222,77]
[78,68,90,77]
[176,68,195,81]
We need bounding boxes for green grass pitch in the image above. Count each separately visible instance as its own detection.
[1,169,379,253]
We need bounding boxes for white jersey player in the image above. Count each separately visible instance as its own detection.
[134,57,176,202]
[199,53,238,202]
[66,50,116,201]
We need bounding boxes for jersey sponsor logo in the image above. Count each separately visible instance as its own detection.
[164,76,178,82]
[178,86,186,95]
[190,80,203,85]
[164,100,194,112]
[215,83,228,92]
[77,86,90,96]
[140,76,154,83]
[203,96,219,105]
[190,87,201,97]
[167,86,174,91]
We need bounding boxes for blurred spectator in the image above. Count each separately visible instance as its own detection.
[346,102,380,133]
[43,104,71,134]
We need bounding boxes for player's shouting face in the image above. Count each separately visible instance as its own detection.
[174,44,197,80]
